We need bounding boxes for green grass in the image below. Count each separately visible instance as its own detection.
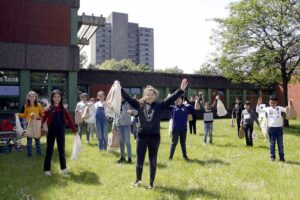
[1,119,300,200]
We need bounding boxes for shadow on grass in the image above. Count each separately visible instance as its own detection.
[68,171,101,185]
[285,124,300,136]
[187,158,230,166]
[256,145,269,149]
[156,185,221,199]
[144,162,167,169]
[214,143,238,148]
[285,161,300,166]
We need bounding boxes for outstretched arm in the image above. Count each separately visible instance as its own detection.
[121,88,140,110]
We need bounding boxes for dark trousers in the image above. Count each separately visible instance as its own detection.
[243,124,253,146]
[236,118,241,136]
[136,136,160,184]
[189,119,196,134]
[44,128,66,171]
[170,131,187,157]
[268,127,284,160]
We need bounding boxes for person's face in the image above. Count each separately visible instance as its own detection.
[90,99,95,104]
[98,93,105,101]
[236,99,241,104]
[269,100,277,108]
[53,94,61,105]
[81,95,88,102]
[145,91,156,104]
[245,104,251,110]
[175,97,183,106]
[28,94,36,104]
[190,96,195,101]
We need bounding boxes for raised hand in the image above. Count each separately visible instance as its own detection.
[257,97,263,105]
[180,78,188,91]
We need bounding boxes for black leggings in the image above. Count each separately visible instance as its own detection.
[136,135,160,184]
[189,119,196,134]
[44,128,66,171]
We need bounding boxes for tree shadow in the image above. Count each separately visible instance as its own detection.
[187,158,230,166]
[68,171,101,185]
[144,162,168,169]
[214,143,238,148]
[155,185,222,199]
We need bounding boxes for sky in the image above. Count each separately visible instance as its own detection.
[79,0,234,73]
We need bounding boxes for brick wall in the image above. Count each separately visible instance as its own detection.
[288,83,300,114]
[0,0,71,46]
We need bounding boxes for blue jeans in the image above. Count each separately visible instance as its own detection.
[268,127,284,160]
[96,119,108,150]
[118,125,132,158]
[204,122,213,144]
[27,137,41,156]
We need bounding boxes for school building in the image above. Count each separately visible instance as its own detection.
[0,0,299,120]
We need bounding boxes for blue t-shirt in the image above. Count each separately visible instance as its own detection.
[169,104,194,132]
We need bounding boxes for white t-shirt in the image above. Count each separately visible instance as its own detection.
[94,101,104,108]
[256,106,286,127]
[75,101,88,113]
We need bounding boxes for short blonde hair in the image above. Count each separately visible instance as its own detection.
[143,85,159,98]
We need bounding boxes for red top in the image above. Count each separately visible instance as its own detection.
[42,106,77,133]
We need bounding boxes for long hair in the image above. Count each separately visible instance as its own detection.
[50,90,64,109]
[139,85,159,106]
[26,91,38,107]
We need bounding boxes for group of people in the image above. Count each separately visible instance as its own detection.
[15,78,291,189]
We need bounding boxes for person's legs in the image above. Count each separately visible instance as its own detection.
[208,123,213,144]
[249,125,253,146]
[56,130,66,170]
[136,137,148,182]
[123,125,132,159]
[101,119,108,150]
[96,120,103,149]
[189,121,193,134]
[44,132,55,171]
[118,126,125,158]
[148,138,160,187]
[179,131,187,157]
[35,138,42,154]
[169,131,179,158]
[276,127,285,161]
[27,137,32,156]
[203,122,209,144]
[236,118,241,137]
[193,119,197,134]
[268,127,276,160]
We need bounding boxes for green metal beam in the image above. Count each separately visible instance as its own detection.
[19,70,30,110]
[68,72,77,113]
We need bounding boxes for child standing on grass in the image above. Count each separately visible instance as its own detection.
[17,91,44,157]
[256,95,290,162]
[86,98,96,140]
[115,98,137,164]
[95,91,109,150]
[201,96,218,145]
[121,79,188,189]
[42,90,77,176]
[241,101,259,147]
[168,95,194,160]
[232,97,244,136]
[75,93,90,143]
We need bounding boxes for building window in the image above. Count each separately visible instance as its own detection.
[229,89,243,108]
[0,70,20,83]
[123,87,142,98]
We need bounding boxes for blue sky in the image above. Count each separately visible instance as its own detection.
[79,0,234,73]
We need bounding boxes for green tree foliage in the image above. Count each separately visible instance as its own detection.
[155,66,184,74]
[211,0,300,125]
[95,59,152,72]
[194,62,222,76]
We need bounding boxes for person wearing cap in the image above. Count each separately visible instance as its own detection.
[241,101,259,146]
[168,95,194,160]
[256,95,291,162]
[75,93,91,143]
[232,97,244,136]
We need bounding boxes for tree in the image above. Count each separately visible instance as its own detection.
[211,0,300,126]
[194,62,222,76]
[80,51,88,68]
[95,59,153,72]
[155,66,184,74]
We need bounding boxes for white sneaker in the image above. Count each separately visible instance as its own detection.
[61,168,68,175]
[44,171,51,176]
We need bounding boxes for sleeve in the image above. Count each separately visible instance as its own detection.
[121,88,140,109]
[64,109,77,133]
[38,104,44,118]
[232,106,236,118]
[256,106,267,113]
[253,111,259,126]
[75,103,80,112]
[280,106,286,113]
[161,89,184,109]
[18,105,27,119]
[41,110,49,124]
[187,104,195,114]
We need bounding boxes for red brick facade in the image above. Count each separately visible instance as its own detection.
[0,0,70,46]
[276,83,300,114]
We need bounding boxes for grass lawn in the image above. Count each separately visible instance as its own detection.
[0,119,300,200]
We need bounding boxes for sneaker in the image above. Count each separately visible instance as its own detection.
[27,154,32,157]
[183,156,190,161]
[44,171,51,176]
[271,158,275,162]
[169,156,173,160]
[128,158,132,164]
[117,157,126,164]
[61,168,68,175]
[280,158,285,162]
[132,180,142,187]
[203,142,206,145]
[148,182,154,189]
